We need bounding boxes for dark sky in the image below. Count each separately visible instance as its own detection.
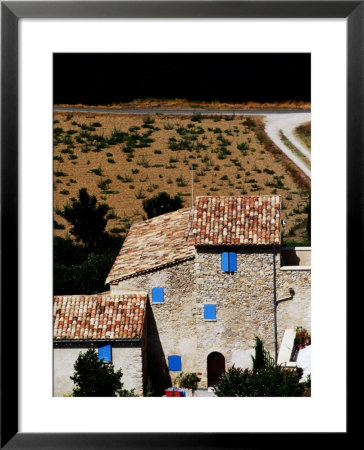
[53,53,310,105]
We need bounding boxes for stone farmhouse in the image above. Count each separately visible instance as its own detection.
[53,195,311,396]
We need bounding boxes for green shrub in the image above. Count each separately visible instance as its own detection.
[89,166,104,176]
[54,171,68,177]
[54,127,64,135]
[98,179,112,190]
[70,349,135,397]
[191,113,202,122]
[61,148,73,154]
[214,337,304,397]
[110,227,125,234]
[135,188,146,199]
[175,372,201,391]
[53,220,65,230]
[142,192,183,219]
[176,175,187,187]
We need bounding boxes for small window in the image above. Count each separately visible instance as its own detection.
[98,343,112,362]
[204,304,216,320]
[152,287,164,303]
[168,355,182,371]
[221,252,237,272]
[221,252,229,272]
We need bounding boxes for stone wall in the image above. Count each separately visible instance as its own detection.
[193,247,278,385]
[53,343,144,396]
[113,247,310,390]
[114,260,197,391]
[276,266,311,342]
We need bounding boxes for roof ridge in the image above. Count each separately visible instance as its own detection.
[195,195,282,199]
[184,205,195,241]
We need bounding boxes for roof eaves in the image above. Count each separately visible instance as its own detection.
[195,242,282,248]
[53,338,142,344]
[108,253,195,284]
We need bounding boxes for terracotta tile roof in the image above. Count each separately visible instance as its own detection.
[106,208,195,284]
[53,292,147,340]
[192,196,281,245]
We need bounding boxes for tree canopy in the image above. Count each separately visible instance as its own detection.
[142,191,183,219]
[61,188,111,248]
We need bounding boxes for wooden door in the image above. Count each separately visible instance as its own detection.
[207,352,225,387]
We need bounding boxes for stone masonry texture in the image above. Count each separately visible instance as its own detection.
[112,247,310,390]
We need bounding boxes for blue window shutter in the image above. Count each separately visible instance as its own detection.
[152,287,164,303]
[204,304,216,320]
[221,252,229,272]
[229,252,237,272]
[98,343,112,362]
[168,355,182,371]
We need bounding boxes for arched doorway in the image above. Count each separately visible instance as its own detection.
[207,352,225,387]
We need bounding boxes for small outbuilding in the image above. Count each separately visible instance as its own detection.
[53,291,147,396]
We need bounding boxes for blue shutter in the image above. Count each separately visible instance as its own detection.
[221,252,229,272]
[204,304,216,320]
[98,343,111,362]
[152,287,164,303]
[229,252,237,272]
[168,355,182,371]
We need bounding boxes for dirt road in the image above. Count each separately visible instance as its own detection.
[264,113,311,179]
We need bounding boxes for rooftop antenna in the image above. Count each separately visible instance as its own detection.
[190,165,194,207]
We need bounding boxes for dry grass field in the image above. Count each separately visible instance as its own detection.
[53,112,311,243]
[55,99,311,111]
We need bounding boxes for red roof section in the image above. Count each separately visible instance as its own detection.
[192,196,281,245]
[106,207,195,284]
[53,292,147,340]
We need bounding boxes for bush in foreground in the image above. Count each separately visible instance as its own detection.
[214,337,304,397]
[70,349,135,397]
[175,372,201,392]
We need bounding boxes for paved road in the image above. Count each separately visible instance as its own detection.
[54,106,310,116]
[54,107,311,178]
[264,113,311,179]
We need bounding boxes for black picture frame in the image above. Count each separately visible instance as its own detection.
[1,1,357,448]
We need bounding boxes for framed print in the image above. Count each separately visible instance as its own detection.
[1,1,358,448]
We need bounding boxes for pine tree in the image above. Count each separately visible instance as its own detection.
[61,188,110,249]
